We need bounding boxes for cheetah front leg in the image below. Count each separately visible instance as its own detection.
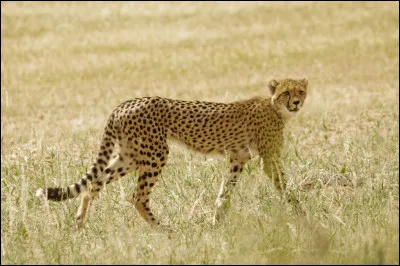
[263,155,304,215]
[213,151,250,225]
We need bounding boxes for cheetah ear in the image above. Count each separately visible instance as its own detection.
[301,78,308,87]
[269,80,279,95]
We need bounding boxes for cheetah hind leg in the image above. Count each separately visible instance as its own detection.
[126,141,169,226]
[76,154,135,227]
[127,166,162,227]
[213,155,249,226]
[76,194,91,228]
[126,136,169,227]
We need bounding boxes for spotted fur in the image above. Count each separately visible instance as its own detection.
[36,78,308,226]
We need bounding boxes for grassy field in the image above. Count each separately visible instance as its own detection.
[1,1,399,264]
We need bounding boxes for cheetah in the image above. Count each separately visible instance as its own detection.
[36,78,308,227]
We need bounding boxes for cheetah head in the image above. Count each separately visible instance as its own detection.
[269,78,308,119]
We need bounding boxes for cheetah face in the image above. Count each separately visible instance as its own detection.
[269,78,308,118]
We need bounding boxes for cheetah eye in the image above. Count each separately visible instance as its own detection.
[298,90,305,95]
[282,91,290,96]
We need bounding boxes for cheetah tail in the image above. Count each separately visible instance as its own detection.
[35,184,82,201]
[36,119,118,201]
[35,164,100,201]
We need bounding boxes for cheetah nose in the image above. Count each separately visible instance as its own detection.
[293,100,300,106]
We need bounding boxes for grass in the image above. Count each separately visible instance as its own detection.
[1,1,399,264]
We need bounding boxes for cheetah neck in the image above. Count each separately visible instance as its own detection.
[270,100,297,124]
[278,107,298,122]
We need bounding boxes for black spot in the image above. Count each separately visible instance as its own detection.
[232,165,239,172]
[97,158,106,165]
[75,183,81,193]
[86,173,93,181]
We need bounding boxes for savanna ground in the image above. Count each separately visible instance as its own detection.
[1,1,399,264]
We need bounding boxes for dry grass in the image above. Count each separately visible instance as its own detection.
[1,1,399,264]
